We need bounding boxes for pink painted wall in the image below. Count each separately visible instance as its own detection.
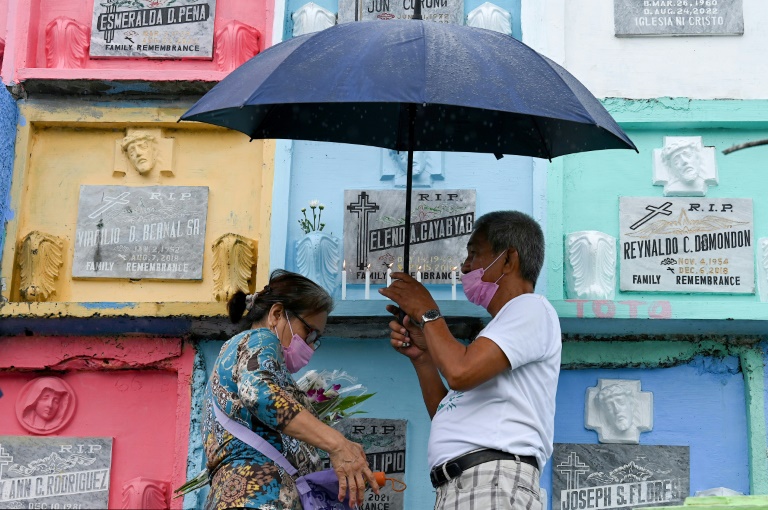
[0,337,195,510]
[2,0,274,84]
[0,0,7,42]
[0,0,7,70]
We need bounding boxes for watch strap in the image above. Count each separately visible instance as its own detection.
[420,309,443,328]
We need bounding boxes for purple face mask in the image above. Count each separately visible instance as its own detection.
[462,251,506,309]
[276,314,315,373]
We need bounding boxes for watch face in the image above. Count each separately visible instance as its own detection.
[423,309,441,321]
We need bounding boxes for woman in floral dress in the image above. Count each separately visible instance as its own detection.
[202,270,378,509]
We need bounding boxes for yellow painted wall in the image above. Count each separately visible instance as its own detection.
[1,101,274,309]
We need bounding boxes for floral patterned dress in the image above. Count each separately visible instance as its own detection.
[202,328,323,510]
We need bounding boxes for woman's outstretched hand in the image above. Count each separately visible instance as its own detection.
[328,437,380,506]
[283,410,379,506]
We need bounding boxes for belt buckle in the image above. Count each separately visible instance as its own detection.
[441,462,452,482]
[430,460,457,488]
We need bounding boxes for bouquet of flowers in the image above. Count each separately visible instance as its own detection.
[296,370,375,426]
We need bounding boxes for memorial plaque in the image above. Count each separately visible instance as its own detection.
[73,185,209,280]
[614,0,743,37]
[553,444,689,510]
[619,197,754,294]
[90,0,216,58]
[338,0,463,24]
[0,436,113,509]
[319,419,406,510]
[343,189,475,283]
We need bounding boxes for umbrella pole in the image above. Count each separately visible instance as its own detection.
[404,148,414,277]
[403,104,416,277]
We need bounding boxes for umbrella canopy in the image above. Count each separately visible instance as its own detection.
[181,20,637,273]
[182,20,635,159]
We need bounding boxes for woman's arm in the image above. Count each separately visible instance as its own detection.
[283,410,379,506]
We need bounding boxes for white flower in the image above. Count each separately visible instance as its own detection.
[309,199,321,208]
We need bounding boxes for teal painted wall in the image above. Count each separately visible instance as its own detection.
[547,99,768,320]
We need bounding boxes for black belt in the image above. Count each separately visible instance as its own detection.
[429,449,538,488]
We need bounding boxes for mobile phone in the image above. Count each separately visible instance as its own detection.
[391,306,408,326]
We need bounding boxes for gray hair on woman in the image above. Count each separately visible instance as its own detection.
[227,269,334,324]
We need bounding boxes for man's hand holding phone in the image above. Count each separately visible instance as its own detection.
[385,305,428,360]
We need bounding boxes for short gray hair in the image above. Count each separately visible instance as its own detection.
[473,211,544,285]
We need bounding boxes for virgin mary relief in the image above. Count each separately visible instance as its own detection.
[16,377,77,434]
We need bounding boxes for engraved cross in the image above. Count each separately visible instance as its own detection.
[556,451,589,490]
[347,192,380,270]
[88,192,131,219]
[0,444,13,480]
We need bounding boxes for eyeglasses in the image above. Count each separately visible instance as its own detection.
[290,312,322,350]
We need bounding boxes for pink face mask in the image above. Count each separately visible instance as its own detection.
[462,251,506,309]
[276,314,315,373]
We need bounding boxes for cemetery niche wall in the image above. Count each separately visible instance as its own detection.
[0,103,273,311]
[1,0,273,86]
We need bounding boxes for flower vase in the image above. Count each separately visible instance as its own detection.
[295,231,341,297]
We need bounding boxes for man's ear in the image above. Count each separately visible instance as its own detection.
[503,248,519,274]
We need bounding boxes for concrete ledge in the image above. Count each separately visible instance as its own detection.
[11,75,223,98]
[2,300,767,337]
[645,495,768,509]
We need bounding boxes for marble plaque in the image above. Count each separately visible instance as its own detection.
[343,189,475,283]
[338,0,464,24]
[319,419,406,510]
[615,0,743,37]
[90,0,216,58]
[0,436,113,509]
[553,444,689,510]
[619,197,754,294]
[72,185,209,280]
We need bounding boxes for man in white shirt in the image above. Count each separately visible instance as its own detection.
[380,211,561,510]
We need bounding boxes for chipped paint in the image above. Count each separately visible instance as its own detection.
[740,348,768,494]
[562,339,768,494]
[0,336,195,509]
[0,87,18,265]
[183,342,210,510]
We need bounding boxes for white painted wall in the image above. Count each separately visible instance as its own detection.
[522,0,768,99]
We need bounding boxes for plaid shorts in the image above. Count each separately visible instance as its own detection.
[433,458,541,510]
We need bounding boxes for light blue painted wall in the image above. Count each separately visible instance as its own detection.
[542,359,750,506]
[0,88,18,265]
[278,141,536,300]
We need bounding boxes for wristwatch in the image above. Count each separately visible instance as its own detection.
[420,309,443,328]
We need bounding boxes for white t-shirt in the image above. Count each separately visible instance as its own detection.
[427,293,562,471]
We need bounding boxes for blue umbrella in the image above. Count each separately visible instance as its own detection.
[181,19,637,272]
